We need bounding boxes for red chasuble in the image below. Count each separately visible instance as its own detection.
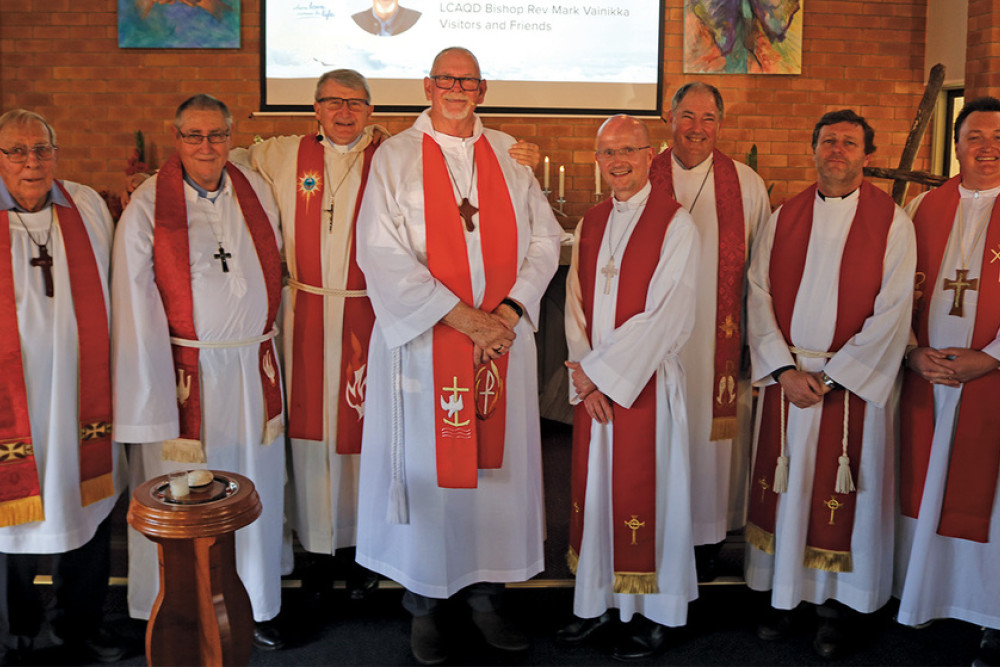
[568,187,680,594]
[900,176,1000,542]
[0,183,114,527]
[152,155,283,463]
[422,133,517,489]
[288,134,377,454]
[746,182,893,572]
[649,149,746,440]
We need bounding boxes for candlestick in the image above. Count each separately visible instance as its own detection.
[594,161,601,195]
[558,165,565,200]
[543,156,550,190]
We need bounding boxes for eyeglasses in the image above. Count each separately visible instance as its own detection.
[316,97,370,111]
[0,144,58,163]
[177,131,230,145]
[595,145,651,160]
[429,75,482,92]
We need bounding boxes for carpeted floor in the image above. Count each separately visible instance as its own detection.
[18,420,984,666]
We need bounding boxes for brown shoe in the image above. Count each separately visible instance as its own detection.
[411,614,448,666]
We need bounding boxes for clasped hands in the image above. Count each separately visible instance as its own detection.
[441,301,519,365]
[776,369,833,409]
[906,346,999,387]
[565,360,614,425]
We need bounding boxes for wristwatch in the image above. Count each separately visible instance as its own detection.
[820,371,840,390]
[501,298,523,319]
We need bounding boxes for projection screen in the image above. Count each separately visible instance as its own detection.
[262,1,664,115]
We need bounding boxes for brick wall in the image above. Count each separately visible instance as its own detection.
[1,0,931,223]
[966,0,1000,99]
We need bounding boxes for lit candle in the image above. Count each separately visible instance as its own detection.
[558,165,565,199]
[543,156,550,190]
[594,160,601,195]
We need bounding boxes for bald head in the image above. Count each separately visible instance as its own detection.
[595,115,653,201]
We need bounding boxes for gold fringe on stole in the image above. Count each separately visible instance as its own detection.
[803,546,853,573]
[613,572,660,595]
[566,547,579,576]
[262,415,283,445]
[709,416,738,441]
[0,496,44,528]
[162,438,206,463]
[745,522,775,555]
[79,472,115,506]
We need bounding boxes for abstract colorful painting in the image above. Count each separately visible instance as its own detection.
[684,0,802,74]
[119,0,240,49]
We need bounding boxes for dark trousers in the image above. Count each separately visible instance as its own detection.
[0,513,112,656]
[403,582,504,617]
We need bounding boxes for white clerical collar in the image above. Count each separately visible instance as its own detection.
[958,183,1000,199]
[612,181,652,213]
[323,132,365,153]
[672,151,712,173]
[816,187,859,203]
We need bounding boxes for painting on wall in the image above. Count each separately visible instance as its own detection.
[684,0,803,74]
[119,0,240,49]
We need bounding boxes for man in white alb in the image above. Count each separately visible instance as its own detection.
[354,47,562,665]
[112,94,287,650]
[746,109,915,658]
[649,82,771,580]
[0,109,126,665]
[560,114,699,661]
[895,96,1000,667]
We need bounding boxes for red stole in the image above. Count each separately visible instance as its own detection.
[746,181,893,572]
[568,188,680,593]
[288,134,377,454]
[650,149,747,440]
[422,133,517,488]
[0,183,114,527]
[900,176,1000,542]
[152,155,283,463]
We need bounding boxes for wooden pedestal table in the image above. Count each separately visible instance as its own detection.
[127,471,261,667]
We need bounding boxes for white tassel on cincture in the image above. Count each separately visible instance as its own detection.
[835,455,856,494]
[773,387,789,493]
[773,455,789,493]
[834,388,855,494]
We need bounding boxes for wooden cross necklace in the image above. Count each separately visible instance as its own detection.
[441,152,478,232]
[943,194,990,317]
[12,209,55,297]
[600,202,643,295]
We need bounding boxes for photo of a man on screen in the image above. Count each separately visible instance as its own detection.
[352,0,421,36]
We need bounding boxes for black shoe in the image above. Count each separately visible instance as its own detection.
[695,542,723,582]
[470,610,529,652]
[813,618,845,659]
[974,628,1000,667]
[612,617,668,661]
[346,567,380,601]
[252,620,286,651]
[556,610,615,645]
[757,609,795,641]
[411,614,448,666]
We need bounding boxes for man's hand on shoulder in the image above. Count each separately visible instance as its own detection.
[508,140,540,170]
